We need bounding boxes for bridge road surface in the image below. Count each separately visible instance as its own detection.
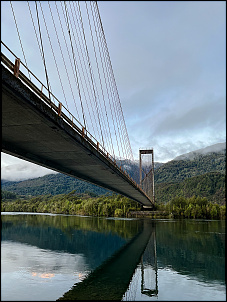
[2,62,153,208]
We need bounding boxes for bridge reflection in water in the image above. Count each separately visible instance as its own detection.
[123,230,158,300]
[58,220,158,301]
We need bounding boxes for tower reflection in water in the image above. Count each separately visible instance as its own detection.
[58,220,158,301]
[141,230,158,297]
[123,224,158,300]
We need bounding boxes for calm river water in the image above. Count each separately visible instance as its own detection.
[1,212,225,301]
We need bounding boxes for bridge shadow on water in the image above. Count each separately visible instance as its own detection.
[57,219,157,301]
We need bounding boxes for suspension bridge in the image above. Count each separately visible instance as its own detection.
[1,1,154,208]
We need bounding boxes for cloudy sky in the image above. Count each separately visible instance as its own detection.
[1,1,226,181]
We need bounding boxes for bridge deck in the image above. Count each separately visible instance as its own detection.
[2,62,153,207]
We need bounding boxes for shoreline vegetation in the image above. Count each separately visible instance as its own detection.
[1,190,226,220]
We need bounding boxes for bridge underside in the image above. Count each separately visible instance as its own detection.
[2,65,153,208]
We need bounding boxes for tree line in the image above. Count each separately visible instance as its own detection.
[1,191,141,217]
[156,196,226,220]
[1,190,226,219]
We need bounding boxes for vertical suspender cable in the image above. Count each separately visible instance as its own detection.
[67,1,98,138]
[27,1,42,58]
[77,1,104,147]
[64,1,87,129]
[10,1,31,81]
[35,1,51,101]
[86,1,115,157]
[95,1,134,162]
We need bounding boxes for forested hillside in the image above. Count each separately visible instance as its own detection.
[154,151,225,184]
[1,173,110,197]
[155,172,225,205]
[1,147,226,206]
[1,160,162,197]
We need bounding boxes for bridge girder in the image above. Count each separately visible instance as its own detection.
[2,62,154,208]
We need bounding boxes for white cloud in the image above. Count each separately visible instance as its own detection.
[1,153,57,182]
[1,1,226,179]
[98,1,226,159]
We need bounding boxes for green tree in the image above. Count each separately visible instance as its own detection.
[114,208,123,217]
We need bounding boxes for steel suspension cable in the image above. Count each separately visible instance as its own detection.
[91,2,127,162]
[103,42,132,162]
[94,1,134,162]
[35,1,51,101]
[77,2,104,145]
[89,2,117,159]
[95,2,133,162]
[39,1,69,110]
[91,4,127,163]
[71,1,113,151]
[76,1,105,147]
[66,1,99,139]
[64,1,87,128]
[66,2,99,141]
[85,1,113,155]
[55,1,81,119]
[92,2,125,161]
[27,1,42,59]
[87,2,116,157]
[10,1,31,81]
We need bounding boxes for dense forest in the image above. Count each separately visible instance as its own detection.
[1,192,141,217]
[1,173,110,197]
[155,172,225,205]
[154,152,225,184]
[156,196,225,220]
[1,147,226,219]
[1,190,225,220]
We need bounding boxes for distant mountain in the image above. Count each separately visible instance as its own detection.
[118,159,163,184]
[153,143,226,205]
[155,172,225,205]
[1,173,110,197]
[154,147,225,184]
[174,142,226,161]
[1,160,161,198]
[1,143,225,203]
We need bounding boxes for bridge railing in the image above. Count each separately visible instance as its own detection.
[1,41,152,203]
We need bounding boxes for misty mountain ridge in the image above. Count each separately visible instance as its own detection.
[173,142,226,161]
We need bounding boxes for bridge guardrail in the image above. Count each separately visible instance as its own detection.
[1,41,152,203]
